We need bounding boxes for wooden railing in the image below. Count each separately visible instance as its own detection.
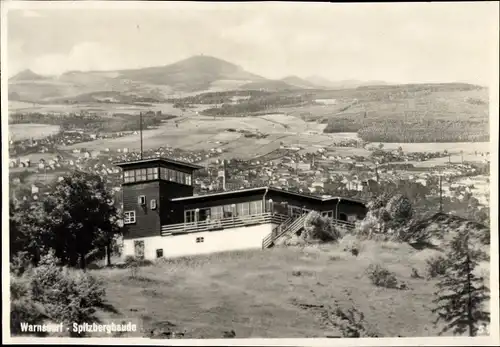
[331,219,356,230]
[161,212,288,236]
[262,213,309,249]
[262,216,357,249]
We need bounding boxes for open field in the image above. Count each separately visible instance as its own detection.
[58,114,357,159]
[9,124,60,141]
[372,142,490,154]
[8,101,195,117]
[91,240,489,338]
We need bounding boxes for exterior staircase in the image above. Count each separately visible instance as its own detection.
[262,213,308,249]
[262,214,357,249]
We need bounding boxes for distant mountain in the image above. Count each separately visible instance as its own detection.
[9,69,48,82]
[280,75,321,89]
[115,55,266,92]
[9,56,273,102]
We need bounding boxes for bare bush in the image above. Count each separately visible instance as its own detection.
[366,264,399,289]
[303,211,340,242]
[426,255,450,279]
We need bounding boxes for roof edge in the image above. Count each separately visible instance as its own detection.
[114,157,204,170]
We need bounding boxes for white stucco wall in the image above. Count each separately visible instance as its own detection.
[122,223,275,260]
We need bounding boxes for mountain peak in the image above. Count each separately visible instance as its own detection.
[10,69,46,81]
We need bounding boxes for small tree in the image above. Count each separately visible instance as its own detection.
[432,230,490,336]
[30,252,106,337]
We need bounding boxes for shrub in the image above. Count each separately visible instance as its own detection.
[366,264,399,289]
[426,255,449,279]
[386,194,413,222]
[10,274,46,336]
[303,211,340,242]
[411,267,423,279]
[29,252,106,336]
[329,305,379,337]
[10,251,34,276]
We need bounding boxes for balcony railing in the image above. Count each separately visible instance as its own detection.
[161,212,288,236]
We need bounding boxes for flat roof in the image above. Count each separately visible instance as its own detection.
[171,186,366,205]
[114,157,204,170]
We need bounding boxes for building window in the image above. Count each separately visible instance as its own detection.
[185,210,196,223]
[124,170,135,183]
[137,195,146,206]
[150,199,157,210]
[339,213,348,221]
[196,237,204,243]
[211,206,223,220]
[250,200,263,215]
[223,205,234,218]
[160,167,167,180]
[199,208,210,221]
[186,174,192,186]
[136,169,147,181]
[156,249,163,258]
[237,202,250,216]
[124,211,136,224]
[147,167,158,180]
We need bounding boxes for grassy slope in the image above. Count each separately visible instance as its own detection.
[92,239,487,338]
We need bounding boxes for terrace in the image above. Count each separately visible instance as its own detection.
[161,198,356,236]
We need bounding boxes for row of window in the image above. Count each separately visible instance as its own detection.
[123,167,192,185]
[124,168,159,183]
[160,167,192,186]
[184,201,264,222]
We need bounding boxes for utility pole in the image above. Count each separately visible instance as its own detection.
[222,159,226,191]
[140,112,143,159]
[439,174,443,213]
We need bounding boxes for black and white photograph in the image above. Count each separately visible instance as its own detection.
[2,1,499,345]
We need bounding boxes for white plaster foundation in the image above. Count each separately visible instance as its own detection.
[122,223,275,260]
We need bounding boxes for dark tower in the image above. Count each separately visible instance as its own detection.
[115,158,203,240]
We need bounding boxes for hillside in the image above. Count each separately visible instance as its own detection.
[89,239,489,338]
[8,56,270,102]
[117,55,266,92]
[9,69,48,82]
[281,75,321,89]
[239,79,300,92]
[305,75,390,89]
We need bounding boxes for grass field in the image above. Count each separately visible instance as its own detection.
[372,142,490,155]
[91,239,489,338]
[58,114,355,159]
[8,101,196,118]
[9,124,60,141]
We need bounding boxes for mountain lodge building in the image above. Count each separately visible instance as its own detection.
[116,157,367,260]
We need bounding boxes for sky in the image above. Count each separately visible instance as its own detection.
[5,2,498,86]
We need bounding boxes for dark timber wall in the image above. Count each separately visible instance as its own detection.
[122,181,161,239]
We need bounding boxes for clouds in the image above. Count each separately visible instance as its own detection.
[30,42,126,75]
[6,2,497,85]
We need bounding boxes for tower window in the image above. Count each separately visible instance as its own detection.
[150,199,157,210]
[138,195,146,206]
[124,211,136,224]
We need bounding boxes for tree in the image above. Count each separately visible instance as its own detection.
[9,171,121,269]
[432,230,490,336]
[44,171,121,268]
[10,199,52,265]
